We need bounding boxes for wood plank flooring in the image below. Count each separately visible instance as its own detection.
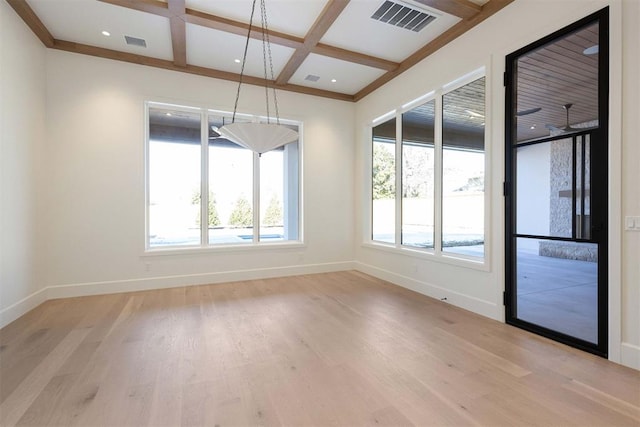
[1,271,638,426]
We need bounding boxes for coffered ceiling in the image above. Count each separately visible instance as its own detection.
[7,0,514,102]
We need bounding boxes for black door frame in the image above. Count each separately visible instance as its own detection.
[504,8,609,357]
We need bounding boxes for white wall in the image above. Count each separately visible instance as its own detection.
[39,50,355,298]
[620,0,640,369]
[0,1,47,324]
[355,0,639,369]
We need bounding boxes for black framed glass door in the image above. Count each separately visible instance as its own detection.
[505,8,609,356]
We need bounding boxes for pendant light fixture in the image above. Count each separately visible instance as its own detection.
[217,0,298,155]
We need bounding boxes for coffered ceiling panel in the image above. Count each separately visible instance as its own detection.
[186,23,295,79]
[186,0,329,37]
[289,53,387,94]
[28,0,174,61]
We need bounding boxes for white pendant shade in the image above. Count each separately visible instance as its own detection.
[218,122,298,154]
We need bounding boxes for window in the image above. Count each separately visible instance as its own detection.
[372,116,396,243]
[148,107,202,247]
[442,78,485,257]
[147,103,301,250]
[369,73,486,262]
[402,99,435,248]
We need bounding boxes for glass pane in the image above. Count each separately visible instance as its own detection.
[576,134,591,239]
[516,237,598,343]
[442,77,485,257]
[372,117,396,244]
[514,23,599,143]
[148,107,202,248]
[282,141,299,241]
[576,138,583,235]
[260,148,284,242]
[548,138,575,238]
[208,115,253,244]
[259,122,299,242]
[517,137,593,239]
[402,100,435,248]
[516,143,551,236]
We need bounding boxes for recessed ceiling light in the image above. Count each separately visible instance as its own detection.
[530,125,536,129]
[101,30,111,37]
[331,79,337,83]
[234,59,241,64]
[165,113,172,116]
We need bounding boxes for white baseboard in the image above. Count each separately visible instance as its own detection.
[354,261,501,320]
[0,287,48,329]
[0,261,355,329]
[3,261,637,372]
[620,342,640,370]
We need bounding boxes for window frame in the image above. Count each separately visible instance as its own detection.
[366,68,490,270]
[144,101,303,254]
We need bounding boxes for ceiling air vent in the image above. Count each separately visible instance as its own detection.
[124,35,147,48]
[371,0,436,32]
[305,74,320,82]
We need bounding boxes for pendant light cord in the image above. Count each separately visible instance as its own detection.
[231,0,281,126]
[232,0,258,124]
[260,0,281,125]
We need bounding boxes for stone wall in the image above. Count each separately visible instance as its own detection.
[544,120,597,262]
[539,240,598,262]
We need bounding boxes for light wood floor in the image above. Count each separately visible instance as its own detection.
[1,271,638,426]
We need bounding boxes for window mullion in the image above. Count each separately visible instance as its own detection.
[434,92,444,255]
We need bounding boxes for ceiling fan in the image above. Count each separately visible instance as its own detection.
[516,107,541,116]
[466,106,542,121]
[545,103,584,133]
